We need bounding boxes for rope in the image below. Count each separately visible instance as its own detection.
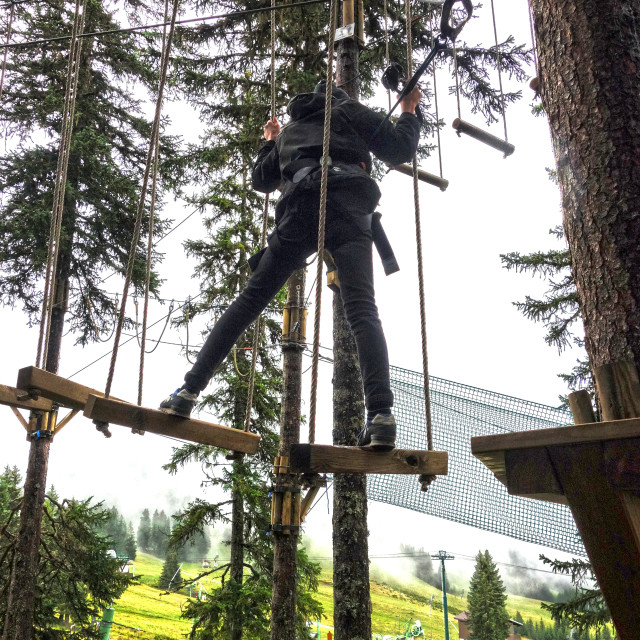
[134,297,173,354]
[242,0,277,434]
[138,0,169,407]
[308,0,337,445]
[405,0,433,453]
[103,0,179,399]
[0,0,329,51]
[528,6,538,73]
[36,0,87,369]
[0,0,14,100]
[431,23,444,179]
[452,44,462,120]
[489,0,508,142]
[383,0,391,110]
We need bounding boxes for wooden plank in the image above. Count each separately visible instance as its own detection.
[604,439,640,491]
[0,383,52,412]
[548,443,640,640]
[289,444,448,475]
[84,395,260,453]
[471,416,640,458]
[16,366,111,410]
[503,448,567,505]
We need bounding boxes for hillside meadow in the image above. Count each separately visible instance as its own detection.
[105,552,553,639]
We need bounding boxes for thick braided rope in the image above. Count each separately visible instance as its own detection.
[489,0,508,142]
[104,0,179,399]
[0,1,15,100]
[431,19,444,179]
[243,0,277,433]
[405,0,433,451]
[308,0,337,445]
[138,0,170,407]
[36,0,87,368]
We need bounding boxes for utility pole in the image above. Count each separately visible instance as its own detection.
[431,551,454,640]
[332,1,372,639]
[270,269,305,640]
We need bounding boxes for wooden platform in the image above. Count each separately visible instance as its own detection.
[0,384,52,412]
[16,366,261,451]
[289,444,448,475]
[471,416,640,504]
[471,417,640,639]
[85,395,261,453]
[16,366,114,410]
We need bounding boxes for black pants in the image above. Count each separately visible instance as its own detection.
[184,192,394,412]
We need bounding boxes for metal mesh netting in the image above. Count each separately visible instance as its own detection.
[366,365,586,556]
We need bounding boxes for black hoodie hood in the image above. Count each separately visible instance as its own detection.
[287,89,351,121]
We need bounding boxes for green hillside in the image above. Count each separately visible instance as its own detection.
[106,553,554,639]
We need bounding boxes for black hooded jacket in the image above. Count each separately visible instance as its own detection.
[251,92,420,215]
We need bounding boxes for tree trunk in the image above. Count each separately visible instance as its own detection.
[530,0,640,371]
[3,30,91,635]
[530,1,640,637]
[2,247,73,640]
[271,269,305,640]
[331,27,372,640]
[229,458,245,640]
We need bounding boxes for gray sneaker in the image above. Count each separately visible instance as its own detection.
[159,388,198,418]
[357,413,396,451]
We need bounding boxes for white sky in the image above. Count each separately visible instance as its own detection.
[0,0,581,587]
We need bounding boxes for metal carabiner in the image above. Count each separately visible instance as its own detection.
[440,0,473,41]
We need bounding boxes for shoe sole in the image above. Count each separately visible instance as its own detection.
[361,435,395,452]
[159,407,191,419]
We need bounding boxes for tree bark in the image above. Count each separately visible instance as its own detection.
[331,27,372,640]
[229,458,245,640]
[2,213,74,640]
[530,2,640,637]
[530,0,640,371]
[271,269,305,640]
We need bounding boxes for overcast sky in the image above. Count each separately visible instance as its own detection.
[0,0,581,588]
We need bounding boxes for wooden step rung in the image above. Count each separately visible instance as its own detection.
[16,366,115,410]
[84,395,260,453]
[0,383,52,412]
[289,444,448,475]
[391,163,449,191]
[452,118,515,157]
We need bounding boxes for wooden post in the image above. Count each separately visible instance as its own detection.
[332,24,373,640]
[567,390,596,425]
[593,361,640,422]
[270,269,304,640]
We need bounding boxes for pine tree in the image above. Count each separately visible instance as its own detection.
[150,509,171,558]
[137,508,152,552]
[500,227,593,406]
[539,555,611,636]
[467,550,510,640]
[0,0,178,346]
[0,478,132,637]
[158,547,182,591]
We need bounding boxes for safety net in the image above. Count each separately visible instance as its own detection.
[366,365,586,556]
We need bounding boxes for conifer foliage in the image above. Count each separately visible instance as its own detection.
[467,550,510,640]
[0,0,177,345]
[0,468,131,638]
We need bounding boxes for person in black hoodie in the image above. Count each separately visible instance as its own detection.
[160,81,422,451]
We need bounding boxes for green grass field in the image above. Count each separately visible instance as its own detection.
[107,553,553,639]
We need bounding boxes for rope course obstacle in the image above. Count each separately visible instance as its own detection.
[371,365,586,557]
[0,0,259,454]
